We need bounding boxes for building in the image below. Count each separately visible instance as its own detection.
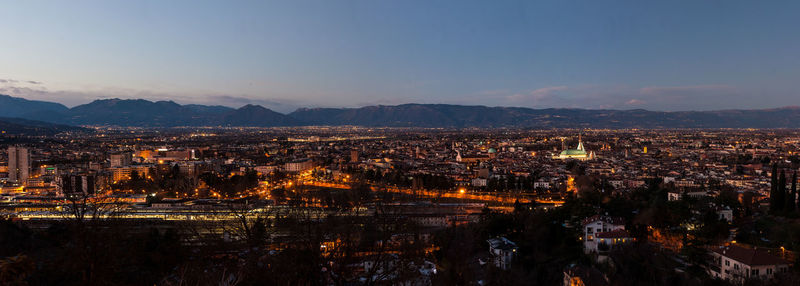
[708,244,791,283]
[111,165,152,182]
[594,229,635,252]
[284,158,314,173]
[667,190,709,201]
[554,135,595,161]
[534,180,551,189]
[110,152,132,167]
[717,207,734,222]
[8,146,30,183]
[582,215,627,253]
[254,165,277,175]
[487,237,518,270]
[58,174,96,196]
[471,178,487,187]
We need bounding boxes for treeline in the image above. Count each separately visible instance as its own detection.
[110,165,196,196]
[484,173,543,192]
[769,164,799,216]
[0,219,183,286]
[198,170,259,197]
[346,167,456,190]
[0,181,433,285]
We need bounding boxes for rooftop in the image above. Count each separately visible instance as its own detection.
[711,245,790,266]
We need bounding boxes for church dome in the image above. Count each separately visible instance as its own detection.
[488,148,497,153]
[560,149,587,156]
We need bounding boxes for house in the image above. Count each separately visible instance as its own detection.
[667,190,709,201]
[471,178,487,187]
[708,245,791,283]
[487,237,518,270]
[534,180,551,189]
[594,229,635,253]
[717,207,733,222]
[582,215,628,253]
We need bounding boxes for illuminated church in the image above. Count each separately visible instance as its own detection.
[553,134,595,161]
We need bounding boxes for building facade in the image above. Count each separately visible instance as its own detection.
[582,215,629,253]
[487,237,518,270]
[8,146,30,183]
[708,245,790,283]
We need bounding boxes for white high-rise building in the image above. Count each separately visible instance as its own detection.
[8,146,31,183]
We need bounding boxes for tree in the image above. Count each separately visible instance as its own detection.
[778,170,787,213]
[793,171,799,212]
[0,255,35,285]
[771,164,779,213]
[788,171,797,212]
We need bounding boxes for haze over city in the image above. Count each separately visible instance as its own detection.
[2,1,800,112]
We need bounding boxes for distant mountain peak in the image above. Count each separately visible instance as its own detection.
[0,93,69,118]
[238,104,267,110]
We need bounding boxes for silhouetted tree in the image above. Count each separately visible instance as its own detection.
[778,170,787,213]
[771,164,779,213]
[788,171,797,212]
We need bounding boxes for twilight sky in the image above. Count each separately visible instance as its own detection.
[1,0,799,113]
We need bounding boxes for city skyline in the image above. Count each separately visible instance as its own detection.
[4,2,800,284]
[2,1,800,112]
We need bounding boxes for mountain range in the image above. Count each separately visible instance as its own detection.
[2,94,800,129]
[0,117,89,135]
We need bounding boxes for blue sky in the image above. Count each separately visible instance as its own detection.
[1,0,799,112]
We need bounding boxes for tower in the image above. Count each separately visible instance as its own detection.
[8,146,31,183]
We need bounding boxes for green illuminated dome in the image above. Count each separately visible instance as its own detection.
[560,149,587,156]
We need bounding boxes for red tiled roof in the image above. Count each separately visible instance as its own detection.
[596,229,632,239]
[711,245,790,266]
[582,215,625,226]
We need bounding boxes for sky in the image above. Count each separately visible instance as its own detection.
[1,0,799,113]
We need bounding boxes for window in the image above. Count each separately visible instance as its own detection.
[725,260,730,266]
[587,227,593,233]
[767,268,773,274]
[734,264,739,270]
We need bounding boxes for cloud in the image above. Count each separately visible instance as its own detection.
[625,99,645,105]
[639,85,732,95]
[482,84,749,111]
[0,77,766,112]
[506,86,569,103]
[0,78,42,85]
